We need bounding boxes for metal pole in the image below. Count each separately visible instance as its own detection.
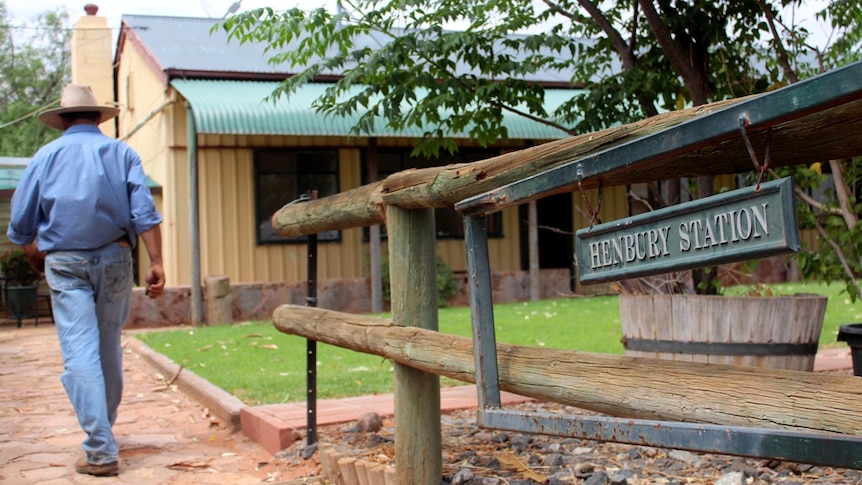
[185,102,203,327]
[527,200,540,301]
[305,190,319,452]
[465,214,502,411]
[367,138,383,314]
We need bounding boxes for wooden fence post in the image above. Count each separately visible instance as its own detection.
[387,206,442,484]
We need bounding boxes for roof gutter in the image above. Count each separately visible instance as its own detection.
[186,101,203,327]
[164,69,290,83]
[163,69,584,89]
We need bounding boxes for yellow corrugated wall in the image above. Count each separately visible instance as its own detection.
[117,41,183,285]
[145,80,798,287]
[435,207,522,273]
[573,184,629,231]
[177,138,370,285]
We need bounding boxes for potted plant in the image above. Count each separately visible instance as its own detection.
[0,249,42,322]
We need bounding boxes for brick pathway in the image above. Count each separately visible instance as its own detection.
[0,325,274,485]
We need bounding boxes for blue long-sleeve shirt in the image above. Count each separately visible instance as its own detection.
[7,124,163,252]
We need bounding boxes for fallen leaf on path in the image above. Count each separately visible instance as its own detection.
[495,450,548,483]
[167,461,223,472]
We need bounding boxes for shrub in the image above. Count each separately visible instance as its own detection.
[0,249,41,286]
[381,254,459,308]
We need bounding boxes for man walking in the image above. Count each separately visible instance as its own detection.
[7,84,165,477]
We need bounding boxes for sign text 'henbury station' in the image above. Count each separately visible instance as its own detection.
[575,177,800,284]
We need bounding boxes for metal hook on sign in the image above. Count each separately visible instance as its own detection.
[596,180,604,215]
[577,179,603,230]
[737,113,772,191]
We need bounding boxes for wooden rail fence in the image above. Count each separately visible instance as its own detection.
[269,62,862,483]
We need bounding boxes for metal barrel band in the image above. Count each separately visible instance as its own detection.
[624,338,818,356]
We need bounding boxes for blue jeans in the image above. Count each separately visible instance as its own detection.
[45,242,133,465]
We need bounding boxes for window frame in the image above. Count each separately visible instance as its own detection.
[253,149,341,245]
[361,148,504,239]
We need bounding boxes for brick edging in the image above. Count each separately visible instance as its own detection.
[125,336,247,431]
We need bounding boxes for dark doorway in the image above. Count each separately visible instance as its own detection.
[519,192,575,291]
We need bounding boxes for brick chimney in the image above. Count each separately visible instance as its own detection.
[71,4,115,136]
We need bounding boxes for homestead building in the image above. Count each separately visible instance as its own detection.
[57,5,769,325]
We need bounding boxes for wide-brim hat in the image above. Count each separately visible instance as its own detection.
[38,84,120,130]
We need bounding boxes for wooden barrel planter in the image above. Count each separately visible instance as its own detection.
[619,294,827,371]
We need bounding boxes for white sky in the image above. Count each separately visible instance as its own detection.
[5,0,835,50]
[4,1,341,53]
[5,1,325,25]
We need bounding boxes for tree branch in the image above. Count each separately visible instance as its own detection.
[813,216,861,300]
[554,0,657,117]
[567,0,635,69]
[636,0,709,105]
[490,100,578,136]
[829,159,859,230]
[754,0,799,84]
[793,186,842,216]
[344,0,579,137]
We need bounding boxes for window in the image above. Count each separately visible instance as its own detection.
[254,150,340,244]
[363,149,503,238]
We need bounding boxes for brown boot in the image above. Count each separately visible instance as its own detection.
[75,457,119,476]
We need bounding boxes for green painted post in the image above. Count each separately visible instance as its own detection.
[387,206,442,484]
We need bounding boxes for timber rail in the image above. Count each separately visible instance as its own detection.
[271,61,862,482]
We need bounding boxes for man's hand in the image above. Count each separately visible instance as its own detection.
[22,242,45,274]
[145,263,165,299]
[139,226,165,299]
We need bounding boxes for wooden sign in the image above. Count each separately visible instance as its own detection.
[575,177,800,284]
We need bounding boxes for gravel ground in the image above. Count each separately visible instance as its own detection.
[271,399,862,485]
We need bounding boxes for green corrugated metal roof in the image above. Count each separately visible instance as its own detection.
[171,79,581,139]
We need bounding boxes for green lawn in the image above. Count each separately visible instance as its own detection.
[134,281,859,406]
